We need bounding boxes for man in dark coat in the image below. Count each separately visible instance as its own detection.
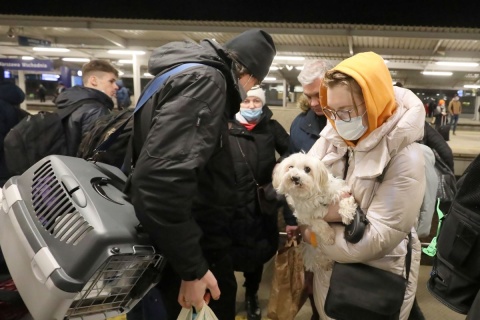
[288,60,332,154]
[0,67,26,185]
[128,29,276,319]
[55,60,118,156]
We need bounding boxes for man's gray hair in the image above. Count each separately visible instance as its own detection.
[297,59,334,86]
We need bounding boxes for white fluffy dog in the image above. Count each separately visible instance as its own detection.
[272,153,357,270]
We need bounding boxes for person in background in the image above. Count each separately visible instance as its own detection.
[421,122,454,172]
[37,84,46,102]
[433,99,447,130]
[115,79,132,110]
[0,66,26,186]
[229,87,289,320]
[305,52,425,320]
[55,60,118,156]
[127,29,276,320]
[52,81,66,102]
[448,93,462,135]
[288,60,332,154]
[285,59,333,320]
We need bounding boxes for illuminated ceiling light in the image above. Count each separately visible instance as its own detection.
[33,47,70,52]
[269,66,279,71]
[464,84,480,88]
[274,56,305,61]
[263,77,277,81]
[62,57,90,62]
[144,72,153,77]
[421,71,453,76]
[285,65,293,71]
[77,70,82,76]
[384,59,390,63]
[436,61,479,67]
[21,56,34,60]
[118,60,133,64]
[108,50,145,55]
[295,66,304,70]
[118,70,124,76]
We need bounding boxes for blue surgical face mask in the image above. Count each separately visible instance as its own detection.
[240,107,263,122]
[335,110,367,140]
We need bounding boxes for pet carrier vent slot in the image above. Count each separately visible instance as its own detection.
[31,160,93,244]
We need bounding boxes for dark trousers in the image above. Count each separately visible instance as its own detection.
[451,114,459,132]
[126,287,167,320]
[157,253,237,320]
[244,264,263,295]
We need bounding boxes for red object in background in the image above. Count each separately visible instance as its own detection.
[0,278,29,320]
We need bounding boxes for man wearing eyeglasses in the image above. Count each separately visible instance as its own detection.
[289,60,333,154]
[127,29,276,320]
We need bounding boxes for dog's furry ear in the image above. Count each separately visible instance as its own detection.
[272,160,286,192]
[314,159,330,190]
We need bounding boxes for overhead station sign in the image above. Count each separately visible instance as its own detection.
[0,58,53,71]
[17,35,51,47]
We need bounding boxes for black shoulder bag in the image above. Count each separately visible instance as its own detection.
[326,154,410,320]
[325,233,412,320]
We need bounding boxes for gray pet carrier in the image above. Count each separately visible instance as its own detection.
[0,155,164,320]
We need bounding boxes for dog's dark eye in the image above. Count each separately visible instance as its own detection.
[304,166,311,173]
[289,166,293,169]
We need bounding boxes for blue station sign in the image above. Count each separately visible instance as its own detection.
[17,36,51,47]
[0,58,54,71]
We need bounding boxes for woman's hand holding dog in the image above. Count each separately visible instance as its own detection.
[324,191,352,223]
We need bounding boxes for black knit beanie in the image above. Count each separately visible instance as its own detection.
[224,29,276,82]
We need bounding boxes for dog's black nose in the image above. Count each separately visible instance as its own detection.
[291,176,300,183]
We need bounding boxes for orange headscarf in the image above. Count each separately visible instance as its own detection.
[320,52,397,144]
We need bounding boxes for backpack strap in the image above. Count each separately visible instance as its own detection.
[92,63,202,156]
[56,98,101,120]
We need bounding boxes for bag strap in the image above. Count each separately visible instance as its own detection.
[422,199,446,257]
[92,63,202,156]
[405,232,412,281]
[235,136,259,187]
[344,152,413,280]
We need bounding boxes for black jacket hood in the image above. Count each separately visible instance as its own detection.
[0,82,25,105]
[56,86,114,110]
[148,39,232,76]
[148,39,243,115]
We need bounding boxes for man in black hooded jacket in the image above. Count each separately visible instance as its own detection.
[56,60,118,156]
[127,29,276,319]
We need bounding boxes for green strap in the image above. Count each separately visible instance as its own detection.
[422,198,445,257]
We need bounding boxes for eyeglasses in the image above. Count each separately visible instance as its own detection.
[323,82,365,122]
[322,108,356,122]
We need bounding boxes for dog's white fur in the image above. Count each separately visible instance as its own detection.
[272,153,357,270]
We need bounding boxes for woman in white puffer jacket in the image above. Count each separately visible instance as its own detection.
[304,52,426,320]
